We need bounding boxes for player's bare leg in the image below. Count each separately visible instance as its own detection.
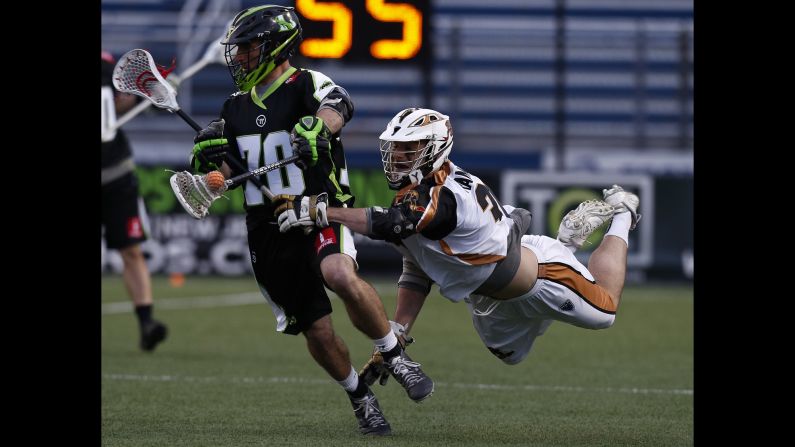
[120,244,152,306]
[588,233,629,308]
[587,185,641,309]
[304,315,392,436]
[121,243,167,351]
[303,315,356,380]
[321,253,434,402]
[320,253,391,339]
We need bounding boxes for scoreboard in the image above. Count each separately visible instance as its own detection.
[294,0,431,63]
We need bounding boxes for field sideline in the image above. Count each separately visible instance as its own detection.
[102,275,693,446]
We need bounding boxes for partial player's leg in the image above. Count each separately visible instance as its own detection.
[465,294,553,365]
[119,243,151,307]
[119,243,167,351]
[520,235,617,329]
[102,173,167,352]
[248,224,391,435]
[587,185,641,307]
[303,315,391,436]
[316,224,434,403]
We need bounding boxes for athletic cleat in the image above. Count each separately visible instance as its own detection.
[557,200,616,249]
[386,350,434,402]
[140,320,168,352]
[602,184,641,229]
[350,390,392,436]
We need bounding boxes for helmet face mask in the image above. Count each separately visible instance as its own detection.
[380,139,434,188]
[379,108,453,190]
[222,5,302,92]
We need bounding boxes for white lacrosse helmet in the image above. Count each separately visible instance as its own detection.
[379,108,453,190]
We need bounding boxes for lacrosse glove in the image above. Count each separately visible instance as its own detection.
[191,119,230,173]
[291,116,331,170]
[358,321,415,387]
[272,192,330,233]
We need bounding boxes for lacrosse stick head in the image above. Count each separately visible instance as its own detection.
[169,171,227,219]
[113,49,179,112]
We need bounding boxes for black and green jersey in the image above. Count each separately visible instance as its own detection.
[219,67,354,228]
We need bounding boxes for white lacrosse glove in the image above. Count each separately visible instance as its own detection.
[169,170,228,219]
[272,192,330,233]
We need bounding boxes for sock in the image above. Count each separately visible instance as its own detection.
[339,366,368,399]
[373,330,398,353]
[605,212,631,246]
[373,331,401,363]
[338,365,359,393]
[134,304,153,327]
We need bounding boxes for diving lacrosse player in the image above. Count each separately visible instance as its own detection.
[273,108,640,381]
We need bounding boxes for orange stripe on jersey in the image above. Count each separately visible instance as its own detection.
[537,263,617,314]
[433,161,451,185]
[417,186,441,231]
[438,240,506,265]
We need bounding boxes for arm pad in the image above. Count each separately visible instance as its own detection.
[365,206,417,243]
[318,86,354,125]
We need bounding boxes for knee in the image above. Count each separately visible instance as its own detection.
[304,317,335,342]
[321,260,359,294]
[119,244,144,264]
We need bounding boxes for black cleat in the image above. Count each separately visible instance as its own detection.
[386,350,434,402]
[140,320,168,352]
[349,390,391,436]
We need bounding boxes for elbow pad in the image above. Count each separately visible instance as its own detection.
[318,86,354,125]
[366,206,416,242]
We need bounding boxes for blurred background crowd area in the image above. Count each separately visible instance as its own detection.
[101,0,693,282]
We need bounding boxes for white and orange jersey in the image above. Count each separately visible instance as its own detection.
[393,160,514,301]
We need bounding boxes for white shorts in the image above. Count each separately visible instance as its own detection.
[465,235,616,365]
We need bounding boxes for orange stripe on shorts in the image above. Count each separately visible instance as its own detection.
[537,263,616,314]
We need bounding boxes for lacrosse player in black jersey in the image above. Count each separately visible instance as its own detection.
[188,5,432,436]
[101,52,168,352]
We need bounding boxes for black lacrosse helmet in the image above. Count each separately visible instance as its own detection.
[221,5,302,92]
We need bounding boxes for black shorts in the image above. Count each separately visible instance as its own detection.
[247,221,355,335]
[101,172,149,250]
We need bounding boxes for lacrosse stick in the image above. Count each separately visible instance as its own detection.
[110,32,228,132]
[167,153,299,220]
[112,48,299,219]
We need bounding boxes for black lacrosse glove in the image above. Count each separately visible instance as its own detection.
[291,116,331,170]
[358,321,415,387]
[191,119,230,173]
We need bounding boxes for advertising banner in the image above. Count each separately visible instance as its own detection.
[103,165,690,280]
[501,172,655,269]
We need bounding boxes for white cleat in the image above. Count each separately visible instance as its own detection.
[602,184,641,230]
[557,200,616,249]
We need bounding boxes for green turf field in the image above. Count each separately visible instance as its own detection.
[102,275,693,446]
